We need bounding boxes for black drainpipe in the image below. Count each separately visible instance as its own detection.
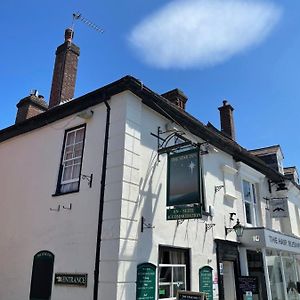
[93,99,111,300]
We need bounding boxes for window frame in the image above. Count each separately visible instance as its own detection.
[158,246,190,300]
[242,179,258,226]
[54,124,86,196]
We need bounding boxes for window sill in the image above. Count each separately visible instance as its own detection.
[52,189,79,197]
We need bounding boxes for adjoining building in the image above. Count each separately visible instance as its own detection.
[1,28,300,300]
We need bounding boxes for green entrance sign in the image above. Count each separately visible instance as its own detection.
[136,263,156,300]
[199,266,213,300]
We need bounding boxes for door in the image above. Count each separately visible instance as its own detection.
[223,261,237,300]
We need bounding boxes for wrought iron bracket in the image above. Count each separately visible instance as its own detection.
[141,216,155,232]
[205,223,216,232]
[81,173,93,188]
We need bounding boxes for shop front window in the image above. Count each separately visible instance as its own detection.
[282,256,299,300]
[158,247,189,299]
[267,255,285,300]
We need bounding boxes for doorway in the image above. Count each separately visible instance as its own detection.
[223,261,237,300]
[247,250,268,300]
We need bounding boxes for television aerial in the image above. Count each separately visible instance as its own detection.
[72,12,104,34]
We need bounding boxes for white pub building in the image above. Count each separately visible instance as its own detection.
[1,28,300,300]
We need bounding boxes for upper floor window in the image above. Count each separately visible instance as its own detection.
[242,180,258,226]
[56,125,86,194]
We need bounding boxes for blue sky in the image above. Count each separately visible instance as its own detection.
[1,0,300,170]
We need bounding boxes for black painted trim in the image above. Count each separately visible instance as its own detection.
[54,123,86,196]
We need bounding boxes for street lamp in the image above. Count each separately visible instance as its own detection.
[225,219,244,238]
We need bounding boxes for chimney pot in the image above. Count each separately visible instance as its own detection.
[64,28,74,43]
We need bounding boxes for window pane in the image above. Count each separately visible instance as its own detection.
[243,180,252,202]
[245,202,252,224]
[72,164,81,179]
[66,131,75,145]
[75,128,85,142]
[62,166,72,181]
[159,284,171,299]
[173,267,185,282]
[159,267,172,282]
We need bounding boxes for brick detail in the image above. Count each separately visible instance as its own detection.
[49,29,80,108]
[161,88,188,110]
[15,95,48,124]
[218,100,235,140]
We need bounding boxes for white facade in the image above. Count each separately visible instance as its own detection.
[1,81,300,300]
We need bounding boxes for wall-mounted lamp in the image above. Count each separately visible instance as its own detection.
[225,219,244,238]
[205,223,216,232]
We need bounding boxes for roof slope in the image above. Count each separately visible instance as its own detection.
[0,75,284,182]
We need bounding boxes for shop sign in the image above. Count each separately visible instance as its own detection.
[177,290,207,300]
[167,149,201,207]
[270,198,288,218]
[54,273,87,287]
[136,263,156,300]
[167,206,201,220]
[238,276,258,294]
[266,231,300,254]
[199,266,213,300]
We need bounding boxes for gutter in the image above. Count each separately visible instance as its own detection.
[93,99,111,300]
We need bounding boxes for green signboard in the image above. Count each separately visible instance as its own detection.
[167,149,201,207]
[199,266,213,300]
[167,206,202,220]
[136,263,156,300]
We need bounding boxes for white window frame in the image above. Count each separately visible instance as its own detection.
[158,264,186,300]
[242,179,258,226]
[57,125,86,194]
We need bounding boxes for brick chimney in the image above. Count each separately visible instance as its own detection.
[161,89,188,110]
[218,100,235,140]
[15,90,48,124]
[49,28,80,108]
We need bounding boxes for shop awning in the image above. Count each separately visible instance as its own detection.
[240,227,300,254]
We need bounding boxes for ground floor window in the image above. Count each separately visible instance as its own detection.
[158,246,190,299]
[266,250,300,300]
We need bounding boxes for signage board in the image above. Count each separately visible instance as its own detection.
[177,290,207,300]
[167,149,201,207]
[238,276,258,294]
[167,206,201,220]
[54,273,87,287]
[199,266,213,300]
[270,198,288,218]
[136,263,156,300]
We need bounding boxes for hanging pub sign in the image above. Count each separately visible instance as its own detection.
[136,263,156,300]
[270,198,289,218]
[167,149,202,220]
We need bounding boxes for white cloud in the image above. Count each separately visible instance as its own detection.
[129,0,282,69]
